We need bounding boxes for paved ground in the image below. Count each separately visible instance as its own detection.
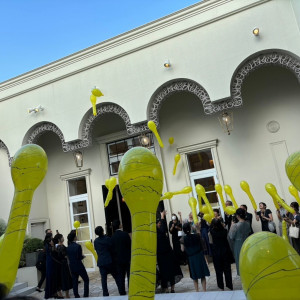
[31,262,242,299]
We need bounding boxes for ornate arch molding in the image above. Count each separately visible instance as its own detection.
[0,140,12,166]
[79,102,148,147]
[26,122,69,151]
[147,79,237,127]
[231,50,300,107]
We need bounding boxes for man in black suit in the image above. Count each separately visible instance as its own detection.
[94,226,124,296]
[66,230,89,298]
[111,220,131,294]
[240,204,254,234]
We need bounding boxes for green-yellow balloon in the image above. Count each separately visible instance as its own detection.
[0,144,48,294]
[286,151,300,191]
[240,232,300,300]
[118,147,163,300]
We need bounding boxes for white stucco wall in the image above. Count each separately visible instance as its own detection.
[0,150,13,222]
[0,0,300,155]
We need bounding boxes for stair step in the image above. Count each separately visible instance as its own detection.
[11,282,28,293]
[10,286,36,297]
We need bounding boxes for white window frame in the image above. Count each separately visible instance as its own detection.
[178,139,226,216]
[60,169,96,271]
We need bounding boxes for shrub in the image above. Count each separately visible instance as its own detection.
[23,238,43,253]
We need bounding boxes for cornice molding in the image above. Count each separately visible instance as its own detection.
[0,0,270,102]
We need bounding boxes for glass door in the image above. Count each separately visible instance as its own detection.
[68,177,95,271]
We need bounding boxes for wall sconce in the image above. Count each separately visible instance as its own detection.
[73,151,83,168]
[252,28,259,36]
[28,105,44,114]
[218,111,233,135]
[164,60,171,68]
[139,134,150,147]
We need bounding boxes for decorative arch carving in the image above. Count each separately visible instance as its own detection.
[231,50,300,108]
[147,79,237,126]
[79,103,148,148]
[0,140,12,166]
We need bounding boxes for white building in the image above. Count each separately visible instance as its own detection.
[1,0,300,269]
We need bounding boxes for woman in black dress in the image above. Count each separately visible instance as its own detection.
[169,213,184,264]
[183,223,210,292]
[56,234,73,298]
[210,218,233,290]
[157,211,183,293]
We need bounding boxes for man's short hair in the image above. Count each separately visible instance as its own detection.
[112,219,120,231]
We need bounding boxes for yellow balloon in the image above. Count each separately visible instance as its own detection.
[224,185,238,209]
[85,241,98,262]
[289,185,300,206]
[195,184,214,217]
[203,214,213,224]
[105,179,110,189]
[104,177,117,207]
[240,232,300,300]
[0,145,48,294]
[118,147,163,300]
[90,94,97,116]
[91,87,104,97]
[168,137,174,145]
[224,206,236,215]
[201,205,209,214]
[172,154,181,176]
[282,220,289,242]
[160,186,192,200]
[215,184,226,211]
[147,121,164,148]
[188,197,198,224]
[240,181,257,210]
[265,183,295,214]
[286,151,300,191]
[173,186,192,195]
[74,221,81,229]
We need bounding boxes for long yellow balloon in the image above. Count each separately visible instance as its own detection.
[160,186,192,200]
[0,145,48,294]
[265,183,295,214]
[224,185,239,209]
[289,185,300,206]
[85,241,98,262]
[104,177,117,207]
[240,181,257,210]
[148,121,164,148]
[118,147,163,300]
[195,184,214,218]
[74,221,81,236]
[90,95,97,116]
[172,154,181,176]
[282,220,289,242]
[188,197,198,224]
[215,184,236,215]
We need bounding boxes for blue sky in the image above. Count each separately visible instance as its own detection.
[0,1,200,83]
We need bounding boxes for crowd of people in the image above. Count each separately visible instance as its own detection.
[34,198,300,298]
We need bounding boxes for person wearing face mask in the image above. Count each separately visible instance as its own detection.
[169,212,184,265]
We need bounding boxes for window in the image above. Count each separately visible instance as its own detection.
[178,140,223,210]
[107,133,155,175]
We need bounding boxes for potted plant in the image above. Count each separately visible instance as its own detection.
[23,237,44,267]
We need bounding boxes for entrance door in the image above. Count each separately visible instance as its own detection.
[69,193,94,271]
[190,170,220,209]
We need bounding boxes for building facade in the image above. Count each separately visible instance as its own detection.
[1,0,300,269]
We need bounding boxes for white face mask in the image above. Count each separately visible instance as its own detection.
[172,216,177,221]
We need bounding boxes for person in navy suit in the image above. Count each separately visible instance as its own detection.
[66,230,89,298]
[111,220,131,293]
[94,226,124,296]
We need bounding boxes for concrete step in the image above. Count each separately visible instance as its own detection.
[11,282,28,293]
[10,286,37,297]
